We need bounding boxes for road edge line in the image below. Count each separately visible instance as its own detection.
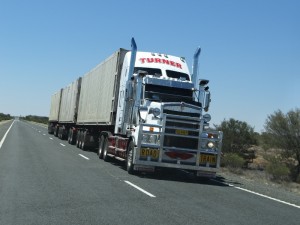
[0,121,15,149]
[213,179,300,209]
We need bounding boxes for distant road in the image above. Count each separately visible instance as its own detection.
[0,120,299,225]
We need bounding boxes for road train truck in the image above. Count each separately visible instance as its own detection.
[48,38,223,178]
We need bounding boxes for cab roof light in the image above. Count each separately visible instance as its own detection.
[164,54,168,58]
[180,57,185,62]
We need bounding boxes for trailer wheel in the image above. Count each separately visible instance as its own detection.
[98,136,105,159]
[69,129,76,145]
[126,140,135,174]
[76,131,82,148]
[61,127,67,140]
[58,127,62,139]
[81,131,87,151]
[102,137,110,162]
[67,129,72,144]
[48,124,54,134]
[79,131,84,149]
[54,126,59,137]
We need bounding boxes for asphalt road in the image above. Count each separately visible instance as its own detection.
[0,120,299,225]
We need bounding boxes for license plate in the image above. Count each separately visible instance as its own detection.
[175,129,188,135]
[140,148,159,159]
[200,154,216,165]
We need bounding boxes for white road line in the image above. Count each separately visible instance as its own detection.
[0,121,15,149]
[124,180,156,198]
[78,154,89,160]
[60,143,66,147]
[213,179,300,209]
[43,134,46,136]
[49,137,53,140]
[234,186,300,209]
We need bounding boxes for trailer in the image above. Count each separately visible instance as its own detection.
[48,89,62,134]
[48,38,223,178]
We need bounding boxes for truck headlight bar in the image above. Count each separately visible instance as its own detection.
[207,141,215,149]
[142,134,160,145]
[201,140,218,150]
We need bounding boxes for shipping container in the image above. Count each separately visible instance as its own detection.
[59,78,81,123]
[76,49,128,125]
[48,89,62,122]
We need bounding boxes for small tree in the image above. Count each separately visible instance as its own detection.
[215,119,258,167]
[0,113,13,121]
[215,118,258,153]
[264,109,300,181]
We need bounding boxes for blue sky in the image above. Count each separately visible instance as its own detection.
[0,0,299,132]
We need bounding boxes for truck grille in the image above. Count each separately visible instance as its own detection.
[163,109,200,151]
[163,109,200,118]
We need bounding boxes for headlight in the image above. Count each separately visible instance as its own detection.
[203,114,211,122]
[201,140,217,150]
[207,141,215,149]
[142,134,160,145]
[150,108,161,117]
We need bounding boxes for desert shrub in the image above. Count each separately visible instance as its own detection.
[0,113,13,121]
[214,118,258,154]
[264,109,300,181]
[265,156,290,182]
[222,153,245,173]
[22,115,48,124]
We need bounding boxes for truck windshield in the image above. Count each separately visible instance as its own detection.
[166,70,190,81]
[134,67,162,77]
[144,84,200,106]
[134,67,190,81]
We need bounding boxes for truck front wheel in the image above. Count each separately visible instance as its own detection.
[126,141,135,174]
[98,136,105,159]
[102,137,110,162]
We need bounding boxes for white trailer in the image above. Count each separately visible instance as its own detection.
[76,49,128,125]
[48,89,62,134]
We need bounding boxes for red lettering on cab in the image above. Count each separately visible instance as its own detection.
[139,58,182,69]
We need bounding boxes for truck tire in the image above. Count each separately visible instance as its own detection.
[102,137,110,162]
[61,127,67,140]
[67,129,72,144]
[98,136,105,159]
[58,127,62,139]
[79,131,84,149]
[54,126,59,137]
[126,140,135,174]
[48,124,54,134]
[68,129,76,145]
[81,131,87,151]
[76,131,82,148]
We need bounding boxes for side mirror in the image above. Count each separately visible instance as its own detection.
[204,91,211,112]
